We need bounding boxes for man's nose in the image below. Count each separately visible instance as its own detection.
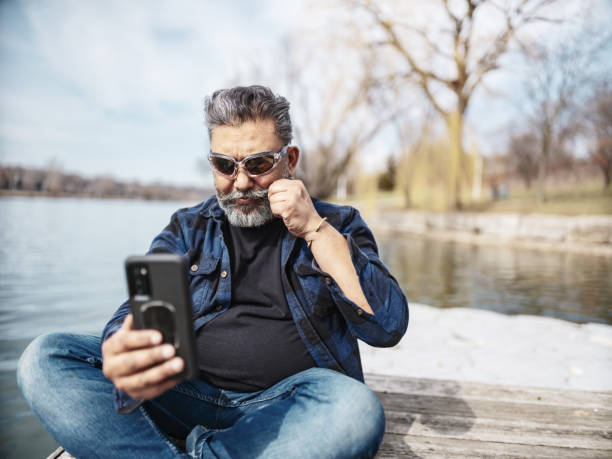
[233,167,253,191]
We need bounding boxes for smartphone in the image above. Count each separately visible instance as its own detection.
[125,254,198,380]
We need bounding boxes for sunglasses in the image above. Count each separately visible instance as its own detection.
[208,146,288,179]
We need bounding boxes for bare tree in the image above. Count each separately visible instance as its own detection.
[233,36,398,199]
[522,44,586,201]
[349,0,562,209]
[42,158,64,194]
[588,84,612,187]
[507,131,539,188]
[394,109,441,208]
[519,26,610,201]
[377,154,397,191]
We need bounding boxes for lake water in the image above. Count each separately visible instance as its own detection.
[1,196,611,457]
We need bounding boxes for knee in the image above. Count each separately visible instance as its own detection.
[310,370,386,450]
[17,333,74,399]
[333,376,385,436]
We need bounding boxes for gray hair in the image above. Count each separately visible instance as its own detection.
[204,85,292,145]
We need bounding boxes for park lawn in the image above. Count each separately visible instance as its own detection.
[474,182,612,215]
[332,181,612,215]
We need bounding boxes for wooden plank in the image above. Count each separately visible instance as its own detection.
[46,376,612,457]
[375,391,612,429]
[383,408,612,450]
[377,433,612,459]
[365,374,612,409]
[369,374,612,457]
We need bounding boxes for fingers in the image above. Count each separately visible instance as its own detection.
[269,180,311,206]
[101,314,184,400]
[268,178,307,198]
[119,329,163,351]
[115,357,185,400]
[110,344,176,378]
[104,318,162,356]
[268,178,294,195]
[269,198,288,218]
[268,181,301,213]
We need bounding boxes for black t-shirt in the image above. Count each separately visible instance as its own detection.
[196,218,316,392]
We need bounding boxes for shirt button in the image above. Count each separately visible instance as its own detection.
[215,305,223,311]
[221,270,228,278]
[357,309,363,316]
[190,264,198,272]
[324,277,332,285]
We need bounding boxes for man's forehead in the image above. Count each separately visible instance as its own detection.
[211,119,276,138]
[210,119,281,157]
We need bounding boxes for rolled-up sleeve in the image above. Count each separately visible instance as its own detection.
[312,208,409,347]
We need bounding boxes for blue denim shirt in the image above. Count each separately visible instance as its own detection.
[102,196,409,413]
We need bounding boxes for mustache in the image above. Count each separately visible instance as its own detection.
[217,188,269,206]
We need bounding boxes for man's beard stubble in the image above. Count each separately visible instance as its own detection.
[216,161,290,228]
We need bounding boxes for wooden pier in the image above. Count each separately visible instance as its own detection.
[367,374,612,458]
[47,374,612,458]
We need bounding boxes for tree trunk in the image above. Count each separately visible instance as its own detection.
[445,112,465,210]
[537,128,551,204]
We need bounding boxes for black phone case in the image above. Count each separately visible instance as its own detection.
[125,254,198,380]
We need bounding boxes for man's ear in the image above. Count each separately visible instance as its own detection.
[287,146,300,176]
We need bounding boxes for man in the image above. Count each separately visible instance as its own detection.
[18,85,409,458]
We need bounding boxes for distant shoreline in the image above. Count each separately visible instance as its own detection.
[0,189,212,202]
[0,164,213,202]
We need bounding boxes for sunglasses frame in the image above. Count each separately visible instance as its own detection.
[207,146,288,179]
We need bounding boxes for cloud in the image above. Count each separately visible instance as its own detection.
[17,0,303,110]
[0,0,307,186]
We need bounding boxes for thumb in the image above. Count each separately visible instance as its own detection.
[120,314,134,332]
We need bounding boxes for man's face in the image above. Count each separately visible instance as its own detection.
[210,118,298,227]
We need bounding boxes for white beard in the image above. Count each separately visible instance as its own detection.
[216,187,275,227]
[215,161,290,228]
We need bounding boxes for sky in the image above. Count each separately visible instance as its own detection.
[1,0,610,188]
[0,0,307,187]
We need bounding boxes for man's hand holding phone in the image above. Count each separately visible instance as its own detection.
[102,314,184,400]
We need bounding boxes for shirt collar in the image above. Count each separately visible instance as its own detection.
[199,195,225,221]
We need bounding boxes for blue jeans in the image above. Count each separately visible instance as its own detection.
[17,333,385,458]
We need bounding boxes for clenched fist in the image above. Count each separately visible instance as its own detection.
[268,179,322,240]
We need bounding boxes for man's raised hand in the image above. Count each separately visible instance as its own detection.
[268,179,322,240]
[101,314,184,400]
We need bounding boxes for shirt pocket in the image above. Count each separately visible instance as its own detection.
[188,253,220,313]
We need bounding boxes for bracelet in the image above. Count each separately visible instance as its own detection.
[306,217,327,248]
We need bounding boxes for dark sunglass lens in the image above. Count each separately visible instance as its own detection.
[245,155,275,175]
[211,157,236,175]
